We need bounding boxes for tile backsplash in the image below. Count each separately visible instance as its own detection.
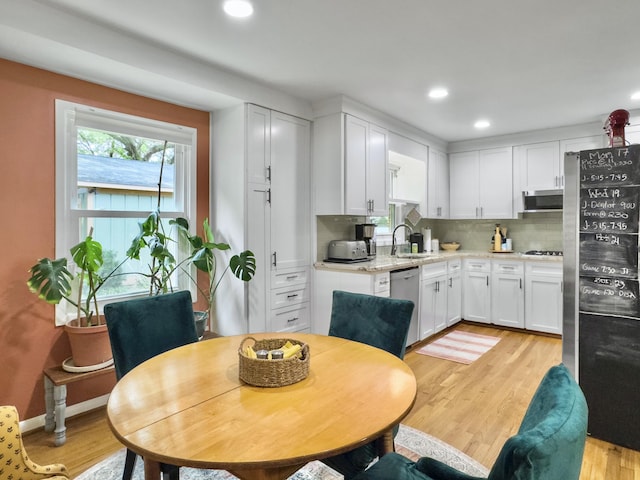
[316,212,563,260]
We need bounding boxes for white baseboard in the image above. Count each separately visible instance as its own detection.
[20,394,110,434]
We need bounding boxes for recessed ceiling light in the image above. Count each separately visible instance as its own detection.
[631,91,640,100]
[474,120,491,129]
[223,0,253,18]
[428,88,449,99]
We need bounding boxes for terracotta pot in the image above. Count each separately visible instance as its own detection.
[64,317,113,367]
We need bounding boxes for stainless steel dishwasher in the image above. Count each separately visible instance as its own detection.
[390,267,420,347]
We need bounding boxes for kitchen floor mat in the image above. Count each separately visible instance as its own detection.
[415,330,501,364]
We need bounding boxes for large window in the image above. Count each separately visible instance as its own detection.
[55,100,197,325]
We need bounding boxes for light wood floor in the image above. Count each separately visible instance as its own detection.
[23,323,640,479]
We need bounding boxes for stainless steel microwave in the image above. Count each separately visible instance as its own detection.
[523,189,563,212]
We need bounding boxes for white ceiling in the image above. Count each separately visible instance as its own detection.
[3,0,640,143]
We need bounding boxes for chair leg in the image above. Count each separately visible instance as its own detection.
[123,449,137,480]
[161,464,180,480]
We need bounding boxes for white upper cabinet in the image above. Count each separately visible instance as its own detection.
[247,105,271,185]
[269,111,311,271]
[427,149,449,218]
[314,113,388,216]
[449,147,513,219]
[515,141,561,191]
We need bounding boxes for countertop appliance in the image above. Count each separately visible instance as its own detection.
[325,240,369,263]
[355,223,376,256]
[563,144,640,451]
[390,267,419,346]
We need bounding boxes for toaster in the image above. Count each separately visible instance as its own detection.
[327,240,368,260]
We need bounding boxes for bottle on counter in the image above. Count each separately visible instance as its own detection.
[493,224,502,252]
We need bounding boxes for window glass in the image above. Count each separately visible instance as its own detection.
[55,100,197,325]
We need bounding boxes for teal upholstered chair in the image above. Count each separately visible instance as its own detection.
[322,290,415,479]
[104,290,199,480]
[352,363,588,480]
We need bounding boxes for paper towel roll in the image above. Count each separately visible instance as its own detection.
[423,228,432,252]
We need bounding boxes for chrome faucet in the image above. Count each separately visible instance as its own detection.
[390,224,413,256]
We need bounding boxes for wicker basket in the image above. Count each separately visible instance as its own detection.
[238,337,310,387]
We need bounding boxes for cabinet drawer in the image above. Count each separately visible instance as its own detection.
[271,303,310,333]
[492,260,523,275]
[463,258,490,272]
[374,272,390,295]
[271,284,310,309]
[526,262,562,276]
[422,261,447,280]
[448,259,462,274]
[271,267,309,289]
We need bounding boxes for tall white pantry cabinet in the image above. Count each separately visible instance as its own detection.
[211,104,311,336]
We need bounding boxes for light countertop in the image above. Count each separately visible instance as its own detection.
[314,250,563,273]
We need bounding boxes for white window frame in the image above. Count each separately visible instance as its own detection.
[54,100,198,326]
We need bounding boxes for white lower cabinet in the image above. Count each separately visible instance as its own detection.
[313,269,390,335]
[491,260,524,328]
[420,262,448,340]
[462,259,491,323]
[525,262,563,334]
[446,260,462,326]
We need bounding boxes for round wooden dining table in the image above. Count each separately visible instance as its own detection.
[107,332,417,480]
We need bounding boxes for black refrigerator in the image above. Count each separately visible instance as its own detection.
[563,144,640,450]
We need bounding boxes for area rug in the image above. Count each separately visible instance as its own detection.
[75,424,489,479]
[415,330,501,364]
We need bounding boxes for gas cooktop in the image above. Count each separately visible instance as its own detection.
[524,250,563,256]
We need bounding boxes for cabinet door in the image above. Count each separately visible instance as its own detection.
[516,141,561,191]
[428,149,449,218]
[491,274,524,328]
[270,112,310,271]
[420,277,438,339]
[449,151,480,219]
[479,147,513,219]
[344,115,369,215]
[367,123,389,215]
[446,272,462,326]
[559,135,604,187]
[525,270,563,334]
[247,184,271,333]
[463,271,490,323]
[247,104,271,185]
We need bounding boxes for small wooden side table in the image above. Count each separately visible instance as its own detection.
[43,364,115,446]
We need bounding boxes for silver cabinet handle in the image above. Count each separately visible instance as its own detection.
[286,294,299,299]
[266,165,271,181]
[287,317,300,323]
[272,252,277,267]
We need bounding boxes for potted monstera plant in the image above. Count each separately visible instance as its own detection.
[177,218,256,337]
[27,229,126,368]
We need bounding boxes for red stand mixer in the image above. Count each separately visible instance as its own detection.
[604,109,630,147]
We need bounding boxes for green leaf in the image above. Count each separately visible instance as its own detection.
[27,258,74,304]
[70,235,103,273]
[229,250,256,281]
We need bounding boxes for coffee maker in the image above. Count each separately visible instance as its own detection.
[355,223,376,256]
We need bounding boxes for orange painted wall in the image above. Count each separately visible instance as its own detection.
[0,58,210,419]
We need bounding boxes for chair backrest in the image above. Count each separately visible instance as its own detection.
[104,290,199,380]
[488,364,588,480]
[328,290,414,359]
